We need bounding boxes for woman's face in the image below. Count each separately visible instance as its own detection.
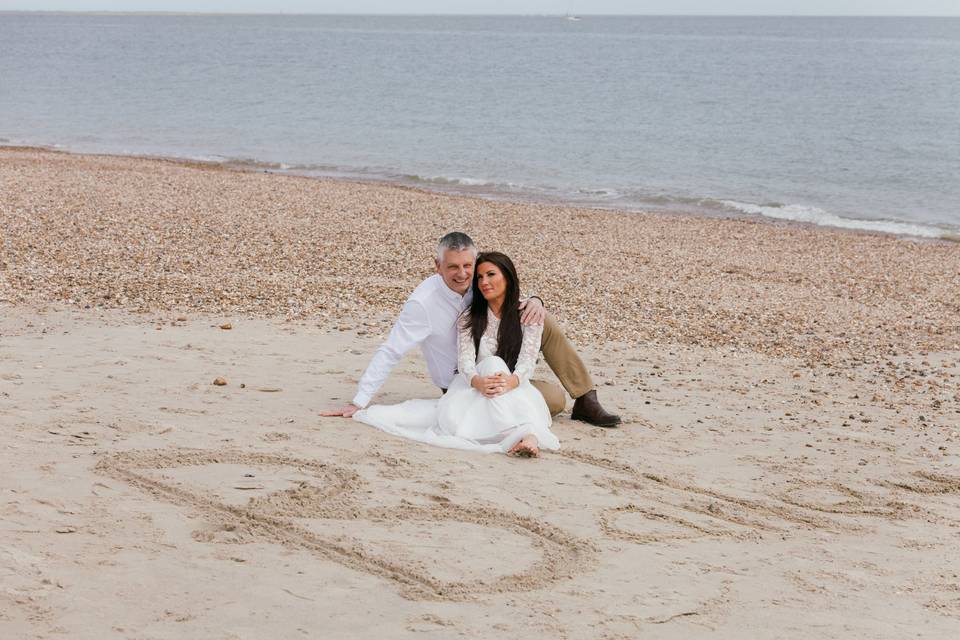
[476,261,508,303]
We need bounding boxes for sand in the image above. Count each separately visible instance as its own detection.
[1,148,959,639]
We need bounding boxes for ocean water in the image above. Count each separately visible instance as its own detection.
[1,13,958,238]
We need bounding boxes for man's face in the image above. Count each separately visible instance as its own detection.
[435,248,476,295]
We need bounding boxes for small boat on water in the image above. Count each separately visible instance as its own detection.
[565,15,582,21]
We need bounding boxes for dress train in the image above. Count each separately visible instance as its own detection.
[354,356,559,454]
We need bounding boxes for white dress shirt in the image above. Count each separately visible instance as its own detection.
[352,274,471,408]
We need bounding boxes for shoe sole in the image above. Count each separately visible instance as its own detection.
[571,415,621,428]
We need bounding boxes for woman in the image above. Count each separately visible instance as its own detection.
[354,252,560,457]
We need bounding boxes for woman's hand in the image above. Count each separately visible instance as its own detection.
[473,373,520,398]
[471,374,497,397]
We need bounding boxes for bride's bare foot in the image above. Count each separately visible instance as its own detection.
[508,435,540,458]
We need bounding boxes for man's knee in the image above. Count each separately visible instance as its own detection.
[537,313,594,400]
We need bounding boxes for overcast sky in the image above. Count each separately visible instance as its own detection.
[2,1,959,15]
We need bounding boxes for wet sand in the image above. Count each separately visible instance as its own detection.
[1,148,959,639]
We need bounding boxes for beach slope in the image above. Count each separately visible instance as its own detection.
[1,148,959,638]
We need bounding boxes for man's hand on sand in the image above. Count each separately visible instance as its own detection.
[519,297,545,325]
[320,403,359,418]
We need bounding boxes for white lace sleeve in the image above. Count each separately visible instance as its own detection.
[458,319,478,383]
[513,321,543,383]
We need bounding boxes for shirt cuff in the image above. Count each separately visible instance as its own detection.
[352,390,372,409]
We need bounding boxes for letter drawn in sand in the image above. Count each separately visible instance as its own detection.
[96,449,595,601]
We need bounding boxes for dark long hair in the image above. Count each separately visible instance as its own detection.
[464,252,523,371]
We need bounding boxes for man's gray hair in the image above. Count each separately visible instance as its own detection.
[436,232,477,262]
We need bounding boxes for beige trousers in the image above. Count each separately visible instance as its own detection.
[531,313,594,416]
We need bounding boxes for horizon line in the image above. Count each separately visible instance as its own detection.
[2,10,959,18]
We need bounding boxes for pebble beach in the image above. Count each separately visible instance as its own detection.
[2,147,960,638]
[3,148,959,360]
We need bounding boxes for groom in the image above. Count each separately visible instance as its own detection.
[321,232,620,427]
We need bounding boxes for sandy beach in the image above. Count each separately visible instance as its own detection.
[2,147,959,639]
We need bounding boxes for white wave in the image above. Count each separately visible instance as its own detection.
[576,187,621,198]
[415,175,493,187]
[721,200,950,239]
[449,177,490,186]
[193,155,231,163]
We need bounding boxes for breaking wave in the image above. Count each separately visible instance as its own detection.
[720,200,954,239]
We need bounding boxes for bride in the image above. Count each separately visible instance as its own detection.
[354,251,560,457]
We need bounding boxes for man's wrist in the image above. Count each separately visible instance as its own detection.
[351,392,371,409]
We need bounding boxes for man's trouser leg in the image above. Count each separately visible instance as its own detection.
[531,379,566,416]
[540,313,594,400]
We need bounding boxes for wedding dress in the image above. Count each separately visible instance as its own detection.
[353,309,560,454]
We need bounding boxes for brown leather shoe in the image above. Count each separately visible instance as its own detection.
[571,390,621,428]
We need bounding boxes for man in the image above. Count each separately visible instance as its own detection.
[321,232,620,427]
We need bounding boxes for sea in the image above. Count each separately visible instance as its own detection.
[1,13,958,238]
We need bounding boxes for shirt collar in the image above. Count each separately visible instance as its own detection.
[437,275,471,307]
